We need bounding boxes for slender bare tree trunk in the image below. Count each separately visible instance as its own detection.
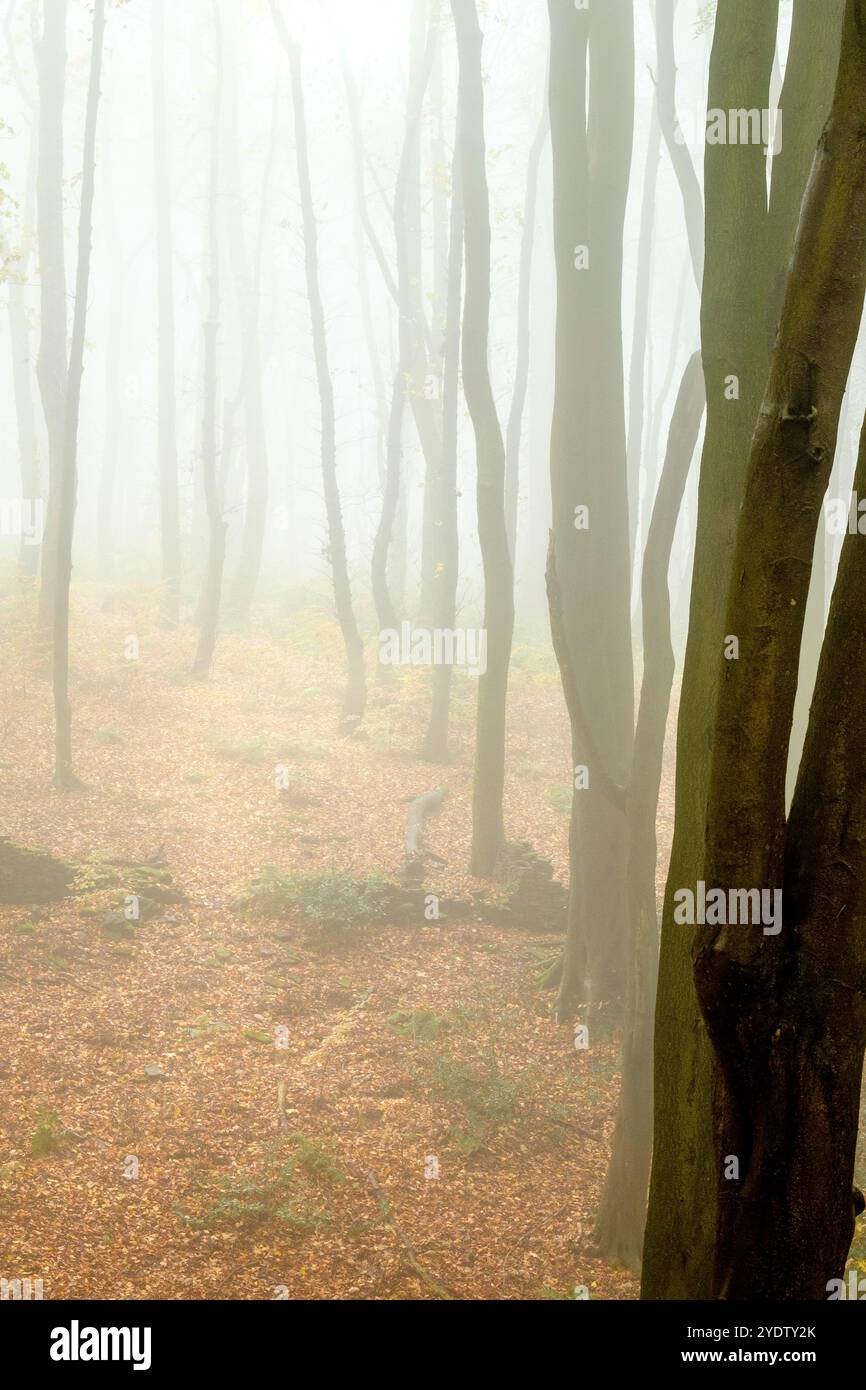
[53,0,105,789]
[152,0,181,625]
[594,352,705,1268]
[422,143,463,762]
[504,85,549,566]
[271,1,366,728]
[224,5,269,629]
[8,110,41,581]
[192,2,225,680]
[35,0,67,634]
[452,0,514,877]
[97,119,122,585]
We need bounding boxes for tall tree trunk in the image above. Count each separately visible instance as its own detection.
[626,109,661,569]
[594,352,705,1269]
[191,2,225,680]
[422,142,463,762]
[152,0,181,625]
[654,0,704,292]
[225,5,270,629]
[342,63,405,634]
[643,0,844,1298]
[53,0,105,789]
[697,0,866,1297]
[35,0,67,634]
[776,0,845,805]
[452,0,514,878]
[270,1,366,729]
[98,117,122,585]
[504,86,549,566]
[643,0,779,1301]
[548,0,634,1011]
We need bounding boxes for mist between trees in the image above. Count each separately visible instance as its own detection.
[2,0,866,1305]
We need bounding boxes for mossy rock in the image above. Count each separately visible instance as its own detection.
[0,838,75,905]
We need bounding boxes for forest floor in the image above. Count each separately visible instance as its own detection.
[0,582,676,1300]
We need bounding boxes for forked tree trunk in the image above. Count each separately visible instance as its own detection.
[53,0,105,789]
[271,1,366,728]
[643,0,845,1299]
[548,0,634,1009]
[452,0,514,877]
[697,1,866,1297]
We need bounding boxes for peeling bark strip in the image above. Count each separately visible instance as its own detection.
[697,0,866,1300]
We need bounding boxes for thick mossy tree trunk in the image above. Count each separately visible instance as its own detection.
[548,0,634,1011]
[644,0,847,1300]
[192,2,225,681]
[35,0,67,635]
[53,0,105,790]
[271,1,366,729]
[152,0,182,626]
[697,0,866,1298]
[452,0,514,878]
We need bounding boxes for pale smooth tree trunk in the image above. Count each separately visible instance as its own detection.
[452,0,514,878]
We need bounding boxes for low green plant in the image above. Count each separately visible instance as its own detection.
[237,867,394,931]
[387,1007,446,1042]
[30,1107,65,1158]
